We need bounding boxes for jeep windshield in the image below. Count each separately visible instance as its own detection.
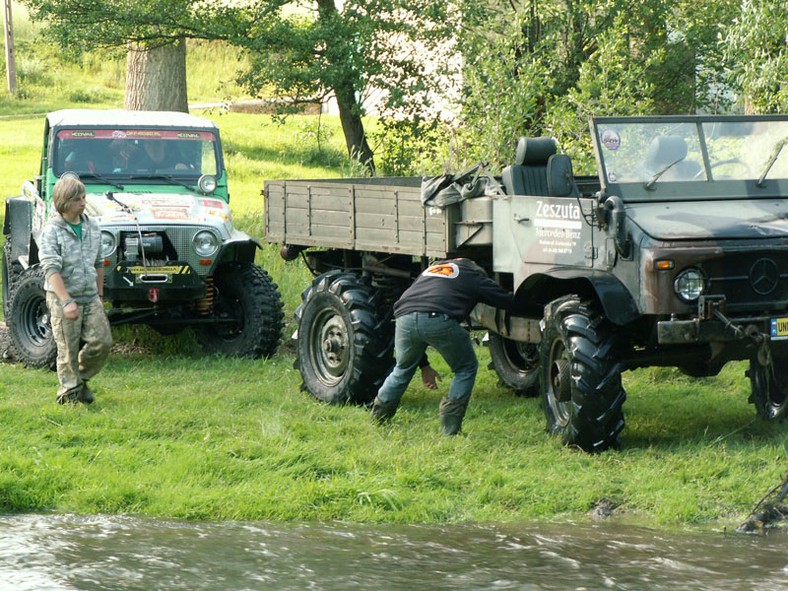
[591,115,788,202]
[52,128,221,181]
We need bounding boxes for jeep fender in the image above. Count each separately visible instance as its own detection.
[517,268,640,326]
[3,195,34,266]
[212,230,261,268]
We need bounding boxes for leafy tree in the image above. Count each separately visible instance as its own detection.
[724,0,788,113]
[22,0,193,112]
[21,0,457,173]
[455,0,739,173]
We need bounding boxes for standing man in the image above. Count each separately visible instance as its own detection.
[40,177,113,404]
[371,258,514,435]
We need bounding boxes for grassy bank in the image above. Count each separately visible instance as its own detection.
[1,21,786,530]
[1,346,784,528]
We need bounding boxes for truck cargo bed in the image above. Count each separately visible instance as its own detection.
[264,177,492,258]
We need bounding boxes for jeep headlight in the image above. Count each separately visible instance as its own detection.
[100,231,117,258]
[674,268,705,303]
[193,230,220,257]
[198,174,217,194]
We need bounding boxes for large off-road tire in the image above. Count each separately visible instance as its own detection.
[196,261,283,359]
[8,266,57,369]
[747,357,788,422]
[2,240,23,320]
[488,333,540,397]
[295,270,394,405]
[539,295,626,453]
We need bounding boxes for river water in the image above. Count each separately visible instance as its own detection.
[0,514,786,591]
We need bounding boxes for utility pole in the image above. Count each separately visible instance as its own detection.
[3,0,16,95]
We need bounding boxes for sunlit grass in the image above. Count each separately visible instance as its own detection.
[0,353,784,527]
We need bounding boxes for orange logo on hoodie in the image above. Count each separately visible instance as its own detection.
[423,262,459,279]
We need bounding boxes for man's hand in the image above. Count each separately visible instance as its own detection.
[420,365,442,390]
[63,301,79,320]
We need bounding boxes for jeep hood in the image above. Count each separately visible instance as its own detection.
[627,199,788,240]
[85,192,232,230]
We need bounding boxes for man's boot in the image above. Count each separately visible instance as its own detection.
[439,396,469,435]
[57,385,82,405]
[78,381,95,404]
[370,397,399,424]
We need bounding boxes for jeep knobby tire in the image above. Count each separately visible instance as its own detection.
[196,261,284,359]
[539,295,626,452]
[488,333,540,397]
[8,266,57,369]
[295,270,394,405]
[2,240,23,320]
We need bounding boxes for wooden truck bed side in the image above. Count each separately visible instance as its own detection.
[264,177,460,258]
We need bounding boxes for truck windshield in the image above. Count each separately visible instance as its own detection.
[52,129,221,179]
[594,118,788,189]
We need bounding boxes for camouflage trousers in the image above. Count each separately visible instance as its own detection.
[47,293,113,399]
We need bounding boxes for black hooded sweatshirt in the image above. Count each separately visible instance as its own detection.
[393,259,513,322]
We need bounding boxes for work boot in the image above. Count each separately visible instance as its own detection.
[370,397,399,425]
[57,385,82,405]
[438,396,470,435]
[78,381,95,405]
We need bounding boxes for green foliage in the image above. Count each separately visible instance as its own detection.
[18,0,458,171]
[724,0,788,113]
[454,0,741,172]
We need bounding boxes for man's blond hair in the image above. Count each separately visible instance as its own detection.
[52,177,86,214]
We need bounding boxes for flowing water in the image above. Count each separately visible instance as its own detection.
[0,514,786,591]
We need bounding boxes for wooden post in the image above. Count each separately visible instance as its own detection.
[3,0,16,95]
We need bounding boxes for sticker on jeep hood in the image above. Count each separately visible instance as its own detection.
[86,193,231,227]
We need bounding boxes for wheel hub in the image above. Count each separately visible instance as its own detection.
[319,315,348,374]
[552,358,571,402]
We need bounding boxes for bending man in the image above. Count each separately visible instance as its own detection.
[371,258,513,435]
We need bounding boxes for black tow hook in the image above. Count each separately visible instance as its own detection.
[711,307,772,366]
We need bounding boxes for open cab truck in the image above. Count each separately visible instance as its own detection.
[264,114,788,452]
[3,110,283,367]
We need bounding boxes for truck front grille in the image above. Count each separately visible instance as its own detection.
[702,251,788,311]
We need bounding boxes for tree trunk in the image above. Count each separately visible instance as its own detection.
[125,39,188,112]
[315,0,374,174]
[334,82,375,174]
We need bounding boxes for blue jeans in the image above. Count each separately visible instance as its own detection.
[377,312,478,404]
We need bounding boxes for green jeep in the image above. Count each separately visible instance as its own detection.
[3,109,283,367]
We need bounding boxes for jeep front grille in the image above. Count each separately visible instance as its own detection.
[104,225,215,277]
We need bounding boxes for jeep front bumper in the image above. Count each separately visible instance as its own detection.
[104,261,206,303]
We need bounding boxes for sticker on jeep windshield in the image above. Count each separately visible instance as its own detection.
[534,200,583,255]
[600,128,621,151]
[57,129,216,141]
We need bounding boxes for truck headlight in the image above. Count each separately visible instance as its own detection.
[193,230,219,257]
[100,231,117,257]
[674,268,705,303]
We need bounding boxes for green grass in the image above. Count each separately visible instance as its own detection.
[0,351,784,527]
[0,15,786,530]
